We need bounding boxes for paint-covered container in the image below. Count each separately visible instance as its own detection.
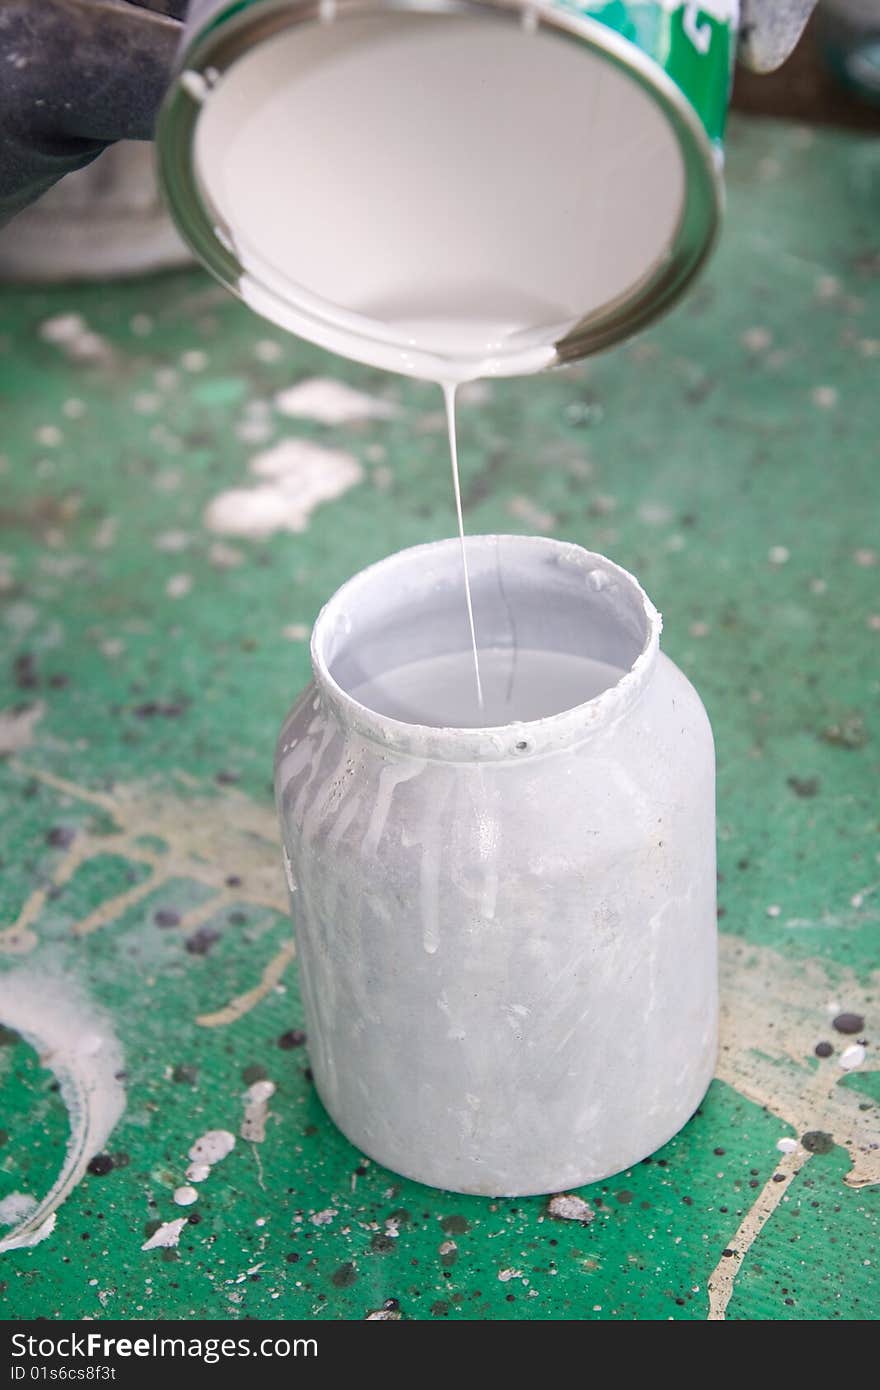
[274,536,717,1195]
[158,1,738,379]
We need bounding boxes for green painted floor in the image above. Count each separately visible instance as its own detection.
[0,116,878,1321]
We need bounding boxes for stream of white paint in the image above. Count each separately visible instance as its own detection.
[443,383,484,712]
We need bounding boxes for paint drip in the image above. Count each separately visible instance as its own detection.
[0,970,125,1252]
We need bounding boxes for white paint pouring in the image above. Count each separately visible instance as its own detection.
[192,10,683,727]
[0,971,125,1252]
[443,383,484,713]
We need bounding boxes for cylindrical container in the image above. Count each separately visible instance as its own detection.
[275,536,717,1195]
[159,0,740,379]
[0,143,190,283]
[818,0,880,104]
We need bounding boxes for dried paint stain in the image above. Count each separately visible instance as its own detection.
[0,972,124,1252]
[204,440,362,539]
[141,1218,188,1252]
[547,1193,594,1223]
[241,1080,275,1142]
[274,377,398,424]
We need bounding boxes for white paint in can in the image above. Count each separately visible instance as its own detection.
[193,12,685,383]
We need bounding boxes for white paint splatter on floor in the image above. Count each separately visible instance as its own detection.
[507,495,556,533]
[141,1218,188,1252]
[180,350,208,373]
[274,378,398,424]
[204,440,362,539]
[154,530,191,554]
[241,1080,275,1143]
[839,1043,866,1071]
[0,972,125,1252]
[547,1193,594,1223]
[0,1193,38,1226]
[39,314,111,363]
[188,1129,236,1168]
[310,1208,337,1227]
[165,573,193,599]
[209,541,245,569]
[0,702,44,756]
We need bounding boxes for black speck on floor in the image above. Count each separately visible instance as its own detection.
[330,1262,357,1288]
[801,1131,834,1154]
[431,1300,450,1317]
[46,825,76,849]
[615,1190,634,1205]
[278,1029,306,1050]
[370,1234,395,1254]
[787,774,820,798]
[154,908,180,928]
[13,653,38,690]
[440,1214,469,1235]
[833,1012,865,1035]
[820,716,868,750]
[172,1064,198,1085]
[814,1041,834,1058]
[87,1154,114,1177]
[242,1063,268,1085]
[215,770,240,785]
[185,925,222,956]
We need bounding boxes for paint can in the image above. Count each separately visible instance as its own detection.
[158,1,745,378]
[274,536,718,1195]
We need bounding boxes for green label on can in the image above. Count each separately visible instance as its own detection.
[551,1,737,143]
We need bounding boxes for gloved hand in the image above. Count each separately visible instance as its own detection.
[0,1,186,225]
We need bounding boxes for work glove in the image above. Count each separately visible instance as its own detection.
[0,1,186,226]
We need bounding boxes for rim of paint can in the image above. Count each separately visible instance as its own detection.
[157,0,723,373]
[306,534,662,762]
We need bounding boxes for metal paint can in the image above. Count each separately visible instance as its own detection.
[158,1,742,376]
